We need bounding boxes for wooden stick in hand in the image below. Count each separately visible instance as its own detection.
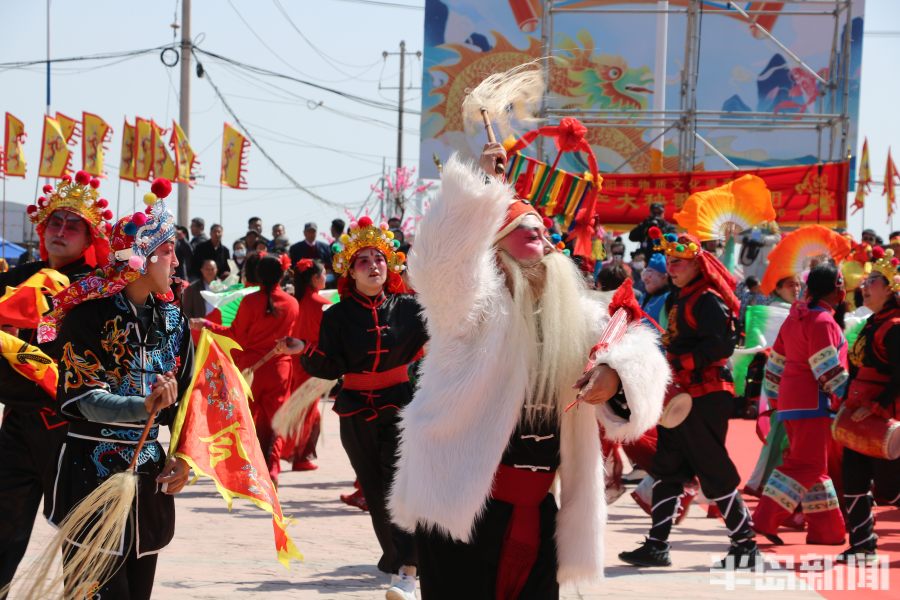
[480,108,505,175]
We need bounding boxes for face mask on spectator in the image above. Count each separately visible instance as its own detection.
[234,249,247,258]
[632,260,645,270]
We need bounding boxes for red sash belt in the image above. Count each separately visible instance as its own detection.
[342,364,409,391]
[490,464,556,600]
[669,357,733,397]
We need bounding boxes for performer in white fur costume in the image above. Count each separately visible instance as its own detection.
[389,145,669,599]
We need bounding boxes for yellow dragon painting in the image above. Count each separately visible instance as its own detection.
[427,30,680,172]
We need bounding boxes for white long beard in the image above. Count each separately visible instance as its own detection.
[498,250,597,425]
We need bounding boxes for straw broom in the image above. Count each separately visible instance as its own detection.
[6,414,159,599]
[461,59,545,174]
[272,376,337,441]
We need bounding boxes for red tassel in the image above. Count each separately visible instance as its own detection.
[608,278,642,323]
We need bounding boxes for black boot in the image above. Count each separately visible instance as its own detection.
[619,538,672,567]
[714,538,761,569]
[836,537,878,565]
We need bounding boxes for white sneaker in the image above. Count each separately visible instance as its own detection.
[385,572,417,600]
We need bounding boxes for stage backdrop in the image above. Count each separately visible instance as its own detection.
[419,0,865,225]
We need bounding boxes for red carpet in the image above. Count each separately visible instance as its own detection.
[726,419,898,598]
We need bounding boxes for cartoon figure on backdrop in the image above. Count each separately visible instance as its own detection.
[0,171,114,597]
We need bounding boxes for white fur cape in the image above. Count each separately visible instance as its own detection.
[389,156,669,585]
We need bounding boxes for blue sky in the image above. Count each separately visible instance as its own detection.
[1,0,898,245]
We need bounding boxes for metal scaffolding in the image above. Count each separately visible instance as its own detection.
[538,0,855,174]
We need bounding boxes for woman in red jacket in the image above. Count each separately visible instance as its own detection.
[284,258,331,471]
[191,254,299,483]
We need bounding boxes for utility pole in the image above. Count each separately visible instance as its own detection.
[382,41,421,216]
[177,0,192,226]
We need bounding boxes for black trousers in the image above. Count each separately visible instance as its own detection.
[842,447,900,547]
[649,392,749,543]
[339,409,416,573]
[416,494,559,600]
[63,544,158,600]
[0,409,66,597]
[652,392,741,497]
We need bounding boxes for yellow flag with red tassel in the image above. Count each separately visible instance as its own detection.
[38,116,72,178]
[133,117,153,181]
[171,121,197,185]
[119,119,137,182]
[220,123,249,189]
[82,112,112,177]
[851,138,871,215]
[885,148,899,223]
[151,121,177,181]
[4,113,27,177]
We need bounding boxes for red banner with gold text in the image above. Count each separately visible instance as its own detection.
[595,161,849,228]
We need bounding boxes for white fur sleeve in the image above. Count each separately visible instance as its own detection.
[593,323,669,442]
[408,155,512,339]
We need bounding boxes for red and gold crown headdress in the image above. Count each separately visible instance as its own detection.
[27,170,114,267]
[27,170,113,231]
[870,246,900,292]
[332,216,405,276]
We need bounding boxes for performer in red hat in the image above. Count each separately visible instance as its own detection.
[0,171,113,595]
[389,145,667,599]
[39,178,193,599]
[619,228,760,569]
[278,214,427,600]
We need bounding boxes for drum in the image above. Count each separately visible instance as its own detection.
[659,382,692,429]
[832,405,900,460]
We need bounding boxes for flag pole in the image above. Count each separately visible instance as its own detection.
[115,176,122,219]
[2,173,7,258]
[219,180,223,225]
[132,181,137,213]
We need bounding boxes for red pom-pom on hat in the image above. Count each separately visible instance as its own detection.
[101,210,113,220]
[61,175,72,183]
[90,177,101,189]
[150,178,172,199]
[543,217,553,229]
[42,184,53,194]
[358,216,373,228]
[145,206,153,214]
[26,205,37,215]
[97,198,109,208]
[648,226,662,239]
[74,171,91,185]
[132,212,148,226]
[872,246,885,260]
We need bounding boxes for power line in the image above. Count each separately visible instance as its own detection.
[271,0,383,76]
[193,46,420,115]
[0,45,173,68]
[225,0,347,84]
[211,58,418,133]
[194,50,359,210]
